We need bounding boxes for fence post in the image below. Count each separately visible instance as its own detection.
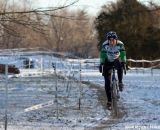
[129,57,132,68]
[29,58,31,69]
[142,57,144,74]
[49,55,51,72]
[136,58,138,74]
[5,64,8,130]
[55,78,59,119]
[79,61,82,110]
[151,61,153,76]
[41,56,44,73]
[73,60,74,70]
[54,63,59,119]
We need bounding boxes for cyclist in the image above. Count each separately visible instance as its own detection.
[99,31,126,110]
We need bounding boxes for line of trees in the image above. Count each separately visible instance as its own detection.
[1,0,160,59]
[0,0,98,58]
[95,0,160,59]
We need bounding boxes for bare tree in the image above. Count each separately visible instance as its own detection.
[0,0,99,57]
[0,0,79,49]
[47,9,98,57]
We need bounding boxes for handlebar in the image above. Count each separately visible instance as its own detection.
[100,63,127,75]
[112,64,127,75]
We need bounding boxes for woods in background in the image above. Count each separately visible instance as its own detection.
[95,0,160,59]
[0,0,98,58]
[0,0,160,59]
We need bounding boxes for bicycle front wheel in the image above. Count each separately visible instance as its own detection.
[111,81,119,116]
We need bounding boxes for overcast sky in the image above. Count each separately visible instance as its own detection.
[32,0,110,15]
[32,0,160,16]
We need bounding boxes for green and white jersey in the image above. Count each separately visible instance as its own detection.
[100,40,126,64]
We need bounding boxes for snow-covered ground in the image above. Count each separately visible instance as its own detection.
[0,51,160,130]
[81,68,160,130]
[0,75,109,130]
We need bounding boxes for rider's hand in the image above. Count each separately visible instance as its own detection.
[121,62,126,69]
[99,63,103,73]
[122,62,127,74]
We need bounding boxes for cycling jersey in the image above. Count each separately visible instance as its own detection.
[100,40,126,63]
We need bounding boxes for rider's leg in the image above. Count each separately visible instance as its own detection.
[114,59,124,91]
[113,59,123,83]
[103,61,113,110]
[104,73,111,103]
[117,67,123,83]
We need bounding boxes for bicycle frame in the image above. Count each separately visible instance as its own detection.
[111,67,116,84]
[110,66,119,116]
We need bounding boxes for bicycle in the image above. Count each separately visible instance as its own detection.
[110,64,126,116]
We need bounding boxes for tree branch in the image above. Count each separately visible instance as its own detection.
[0,0,79,15]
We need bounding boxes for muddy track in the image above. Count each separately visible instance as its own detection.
[82,81,127,130]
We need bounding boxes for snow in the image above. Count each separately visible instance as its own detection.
[0,76,110,130]
[0,50,160,130]
[81,69,160,130]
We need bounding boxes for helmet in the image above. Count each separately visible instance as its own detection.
[106,31,118,40]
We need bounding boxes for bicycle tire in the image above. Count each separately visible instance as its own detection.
[111,81,118,116]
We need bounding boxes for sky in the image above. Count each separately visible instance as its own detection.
[33,0,110,16]
[32,0,160,16]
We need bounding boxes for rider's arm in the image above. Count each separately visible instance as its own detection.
[100,47,107,64]
[120,43,126,63]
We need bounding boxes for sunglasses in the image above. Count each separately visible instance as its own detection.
[108,35,117,39]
